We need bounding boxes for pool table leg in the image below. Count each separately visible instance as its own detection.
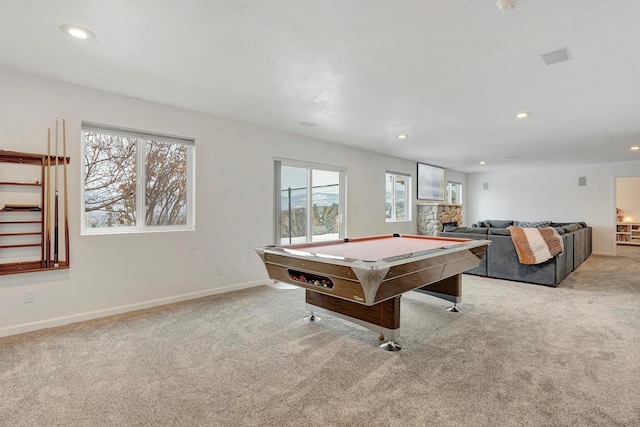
[414,273,462,312]
[379,340,402,352]
[303,312,320,322]
[304,291,401,349]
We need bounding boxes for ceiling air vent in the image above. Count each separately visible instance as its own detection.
[541,48,572,66]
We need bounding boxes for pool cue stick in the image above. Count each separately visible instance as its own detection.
[288,187,292,244]
[63,119,69,267]
[54,120,60,267]
[40,156,46,267]
[46,128,51,268]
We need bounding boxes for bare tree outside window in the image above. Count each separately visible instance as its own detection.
[82,123,193,233]
[144,140,187,226]
[84,132,137,228]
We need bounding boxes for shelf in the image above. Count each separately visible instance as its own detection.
[1,148,70,275]
[0,260,69,276]
[0,220,42,224]
[618,241,640,246]
[1,149,47,273]
[0,181,42,186]
[0,150,45,165]
[0,150,68,164]
[0,243,42,249]
[616,222,640,245]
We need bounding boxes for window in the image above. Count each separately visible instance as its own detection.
[275,160,345,244]
[446,181,462,204]
[82,122,194,234]
[386,172,411,222]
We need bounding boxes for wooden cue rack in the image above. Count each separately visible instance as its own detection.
[0,150,70,275]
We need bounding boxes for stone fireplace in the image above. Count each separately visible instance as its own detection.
[417,203,463,236]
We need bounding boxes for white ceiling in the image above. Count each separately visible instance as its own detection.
[1,0,639,173]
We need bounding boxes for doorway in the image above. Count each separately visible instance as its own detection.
[274,159,346,245]
[614,176,640,256]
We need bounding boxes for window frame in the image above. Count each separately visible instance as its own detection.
[274,158,346,245]
[386,171,412,222]
[446,181,462,205]
[81,121,195,235]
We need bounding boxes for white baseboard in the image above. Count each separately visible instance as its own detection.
[0,280,270,338]
[592,251,613,256]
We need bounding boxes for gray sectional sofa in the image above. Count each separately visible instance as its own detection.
[440,220,592,287]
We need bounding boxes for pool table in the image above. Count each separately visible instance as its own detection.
[256,234,490,351]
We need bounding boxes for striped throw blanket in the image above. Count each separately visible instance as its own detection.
[507,226,564,265]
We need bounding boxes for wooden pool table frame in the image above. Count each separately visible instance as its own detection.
[256,234,490,350]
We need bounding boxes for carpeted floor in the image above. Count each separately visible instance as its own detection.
[1,249,639,426]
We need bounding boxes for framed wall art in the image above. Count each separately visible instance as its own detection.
[417,162,445,201]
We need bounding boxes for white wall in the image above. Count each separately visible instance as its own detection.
[616,177,640,222]
[0,69,424,337]
[4,68,631,337]
[466,161,640,255]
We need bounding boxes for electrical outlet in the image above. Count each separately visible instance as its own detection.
[217,266,223,275]
[24,289,35,304]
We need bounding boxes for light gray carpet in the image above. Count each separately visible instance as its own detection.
[1,249,639,427]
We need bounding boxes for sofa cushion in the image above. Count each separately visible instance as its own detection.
[489,228,512,236]
[487,219,514,228]
[485,234,565,286]
[563,223,581,232]
[551,221,587,228]
[515,220,551,228]
[477,220,491,228]
[446,227,489,234]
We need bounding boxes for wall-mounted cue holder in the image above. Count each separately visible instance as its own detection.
[0,120,72,275]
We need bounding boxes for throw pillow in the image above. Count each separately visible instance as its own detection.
[563,223,581,232]
[553,227,566,235]
[515,220,551,228]
[488,219,514,228]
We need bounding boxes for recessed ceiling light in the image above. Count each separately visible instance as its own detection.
[631,146,640,151]
[398,134,408,139]
[515,112,531,119]
[479,161,486,165]
[60,24,95,40]
[541,48,573,66]
[496,0,517,11]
